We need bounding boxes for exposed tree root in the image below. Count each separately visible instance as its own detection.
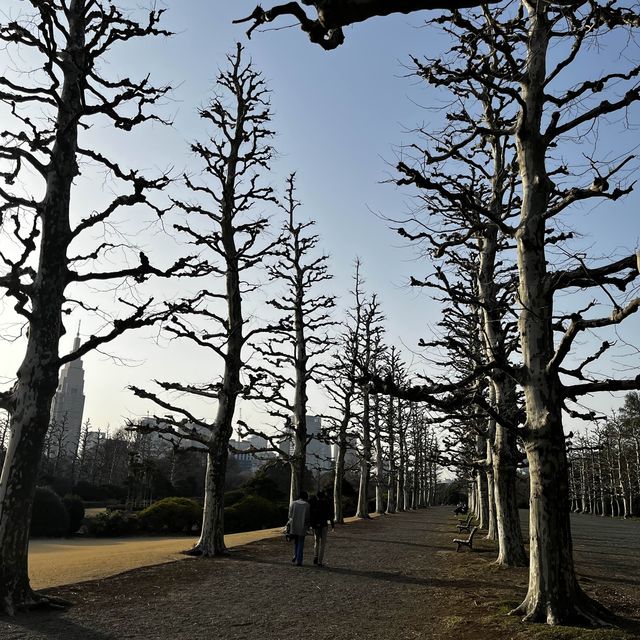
[509,587,615,627]
[182,544,228,558]
[491,556,528,569]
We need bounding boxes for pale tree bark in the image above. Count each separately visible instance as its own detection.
[356,386,372,518]
[373,395,386,514]
[492,384,527,565]
[333,438,346,524]
[386,391,397,514]
[396,401,409,511]
[509,2,638,622]
[484,437,497,541]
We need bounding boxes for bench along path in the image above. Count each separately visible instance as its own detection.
[1,507,639,640]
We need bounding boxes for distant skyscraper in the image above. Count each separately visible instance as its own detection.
[50,329,86,459]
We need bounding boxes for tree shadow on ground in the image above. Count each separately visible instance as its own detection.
[231,552,513,591]
[579,573,640,587]
[0,615,117,640]
[344,536,453,552]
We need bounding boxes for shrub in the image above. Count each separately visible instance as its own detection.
[88,509,139,537]
[224,489,246,507]
[224,495,284,534]
[62,494,86,535]
[30,486,70,537]
[140,497,202,534]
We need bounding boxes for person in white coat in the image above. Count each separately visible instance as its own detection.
[288,491,310,566]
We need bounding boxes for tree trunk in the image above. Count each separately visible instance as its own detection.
[194,449,228,555]
[493,421,527,566]
[289,426,306,504]
[333,437,346,524]
[513,428,608,624]
[509,1,610,623]
[386,397,396,514]
[476,466,489,529]
[356,389,371,518]
[485,441,497,541]
[374,396,385,514]
[396,419,406,511]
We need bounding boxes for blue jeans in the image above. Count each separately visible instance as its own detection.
[293,535,305,565]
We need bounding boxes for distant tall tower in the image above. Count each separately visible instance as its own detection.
[50,327,86,459]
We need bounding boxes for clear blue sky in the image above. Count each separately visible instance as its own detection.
[1,1,638,433]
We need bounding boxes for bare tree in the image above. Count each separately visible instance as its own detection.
[355,294,384,518]
[324,261,365,523]
[391,34,527,565]
[0,2,204,614]
[242,174,336,502]
[130,44,278,556]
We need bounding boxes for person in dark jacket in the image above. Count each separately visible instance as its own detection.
[309,490,334,567]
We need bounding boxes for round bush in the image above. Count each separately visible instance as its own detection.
[140,497,202,534]
[31,486,70,537]
[88,509,139,537]
[62,494,86,535]
[224,495,282,534]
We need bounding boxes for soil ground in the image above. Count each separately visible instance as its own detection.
[1,507,639,640]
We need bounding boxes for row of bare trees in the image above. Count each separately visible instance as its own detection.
[1,0,639,629]
[568,393,640,519]
[245,0,638,627]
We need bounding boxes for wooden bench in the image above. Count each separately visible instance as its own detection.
[453,526,478,552]
[456,514,474,533]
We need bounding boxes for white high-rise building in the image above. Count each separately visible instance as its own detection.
[50,330,86,459]
[305,415,332,473]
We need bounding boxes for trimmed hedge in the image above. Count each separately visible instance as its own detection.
[140,497,202,534]
[31,486,70,537]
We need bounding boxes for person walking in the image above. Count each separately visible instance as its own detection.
[288,491,310,566]
[310,489,335,567]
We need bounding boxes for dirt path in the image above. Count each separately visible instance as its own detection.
[2,508,639,640]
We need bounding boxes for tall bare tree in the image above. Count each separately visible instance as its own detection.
[129,44,278,556]
[324,261,365,523]
[243,174,336,502]
[355,294,384,518]
[0,2,203,614]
